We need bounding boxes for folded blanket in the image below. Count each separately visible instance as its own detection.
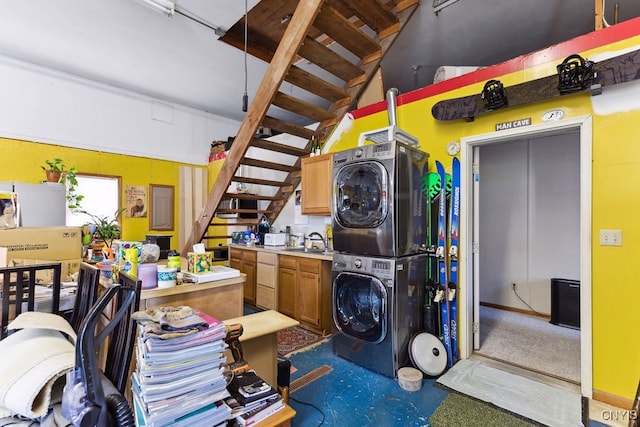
[0,314,75,419]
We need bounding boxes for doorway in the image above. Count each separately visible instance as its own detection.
[458,116,593,398]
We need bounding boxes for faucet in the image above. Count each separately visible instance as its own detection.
[306,232,326,250]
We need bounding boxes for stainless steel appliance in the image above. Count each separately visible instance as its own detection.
[332,252,426,378]
[332,140,429,257]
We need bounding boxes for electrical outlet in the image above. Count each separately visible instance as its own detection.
[599,229,623,246]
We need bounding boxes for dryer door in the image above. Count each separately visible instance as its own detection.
[333,161,388,229]
[333,271,387,344]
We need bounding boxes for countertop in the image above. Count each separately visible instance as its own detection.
[229,243,334,261]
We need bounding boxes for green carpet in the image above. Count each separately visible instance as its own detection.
[429,393,539,427]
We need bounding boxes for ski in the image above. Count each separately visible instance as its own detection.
[434,160,452,367]
[448,157,461,363]
[431,47,640,121]
[423,171,442,338]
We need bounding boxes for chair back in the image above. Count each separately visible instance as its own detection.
[69,262,100,332]
[107,271,142,393]
[76,270,141,397]
[0,262,62,339]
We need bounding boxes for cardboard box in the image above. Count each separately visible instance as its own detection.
[0,226,82,261]
[7,258,83,283]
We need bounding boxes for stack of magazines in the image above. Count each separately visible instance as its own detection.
[225,370,285,426]
[131,306,232,426]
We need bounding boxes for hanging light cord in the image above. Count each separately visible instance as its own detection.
[242,0,249,112]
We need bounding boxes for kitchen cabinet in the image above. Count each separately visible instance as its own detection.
[277,255,297,319]
[277,255,332,335]
[301,153,333,215]
[230,247,257,305]
[256,252,278,310]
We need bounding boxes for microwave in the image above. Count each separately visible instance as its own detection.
[216,197,258,219]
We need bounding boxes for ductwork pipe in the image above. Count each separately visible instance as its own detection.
[386,88,399,127]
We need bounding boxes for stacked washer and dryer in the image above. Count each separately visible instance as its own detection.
[330,89,429,378]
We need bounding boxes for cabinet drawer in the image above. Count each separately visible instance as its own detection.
[299,259,320,274]
[230,248,243,260]
[242,250,257,262]
[257,263,276,288]
[257,252,277,265]
[279,255,297,270]
[256,284,276,310]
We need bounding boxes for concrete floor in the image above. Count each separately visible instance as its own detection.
[285,339,448,426]
[283,338,616,427]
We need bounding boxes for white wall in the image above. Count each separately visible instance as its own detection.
[479,131,580,313]
[0,55,241,166]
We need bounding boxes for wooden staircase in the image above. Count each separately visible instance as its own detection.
[182,0,420,254]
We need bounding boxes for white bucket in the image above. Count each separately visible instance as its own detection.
[157,266,177,288]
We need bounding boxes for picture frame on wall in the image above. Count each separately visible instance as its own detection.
[126,185,147,218]
[150,184,174,231]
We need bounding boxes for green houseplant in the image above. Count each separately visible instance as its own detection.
[79,208,126,251]
[42,158,83,210]
[42,158,66,183]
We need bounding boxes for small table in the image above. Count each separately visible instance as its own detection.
[223,310,299,387]
[254,403,296,427]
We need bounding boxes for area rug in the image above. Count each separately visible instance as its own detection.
[277,326,326,356]
[430,392,539,427]
[437,359,582,427]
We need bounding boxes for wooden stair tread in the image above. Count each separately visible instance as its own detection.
[240,158,300,173]
[250,138,310,157]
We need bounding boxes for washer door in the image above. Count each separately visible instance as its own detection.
[334,161,388,229]
[333,272,387,344]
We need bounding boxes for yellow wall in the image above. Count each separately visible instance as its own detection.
[331,38,640,402]
[1,137,201,247]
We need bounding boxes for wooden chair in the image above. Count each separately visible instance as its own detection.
[68,262,101,332]
[0,262,62,339]
[70,271,141,425]
[107,271,142,393]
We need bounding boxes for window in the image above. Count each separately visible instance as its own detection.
[66,175,120,226]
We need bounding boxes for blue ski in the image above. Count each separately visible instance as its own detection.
[449,157,460,363]
[435,160,452,367]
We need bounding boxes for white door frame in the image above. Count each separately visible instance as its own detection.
[458,115,593,398]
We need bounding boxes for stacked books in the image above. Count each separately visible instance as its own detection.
[131,307,232,427]
[226,370,285,426]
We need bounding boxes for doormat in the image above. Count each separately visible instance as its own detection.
[437,359,581,427]
[430,392,539,427]
[290,365,333,394]
[277,326,326,356]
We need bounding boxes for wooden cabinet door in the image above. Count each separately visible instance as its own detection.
[278,267,296,318]
[298,270,321,327]
[301,153,333,215]
[242,259,256,305]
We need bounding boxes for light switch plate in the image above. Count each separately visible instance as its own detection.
[599,229,622,246]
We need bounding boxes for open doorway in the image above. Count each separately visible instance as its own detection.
[459,116,593,398]
[476,131,581,383]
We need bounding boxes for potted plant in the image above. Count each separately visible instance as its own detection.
[79,208,126,254]
[42,158,65,183]
[42,158,84,210]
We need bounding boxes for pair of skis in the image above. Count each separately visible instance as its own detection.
[434,157,460,368]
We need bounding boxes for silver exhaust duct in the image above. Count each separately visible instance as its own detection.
[358,87,419,147]
[387,87,399,127]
